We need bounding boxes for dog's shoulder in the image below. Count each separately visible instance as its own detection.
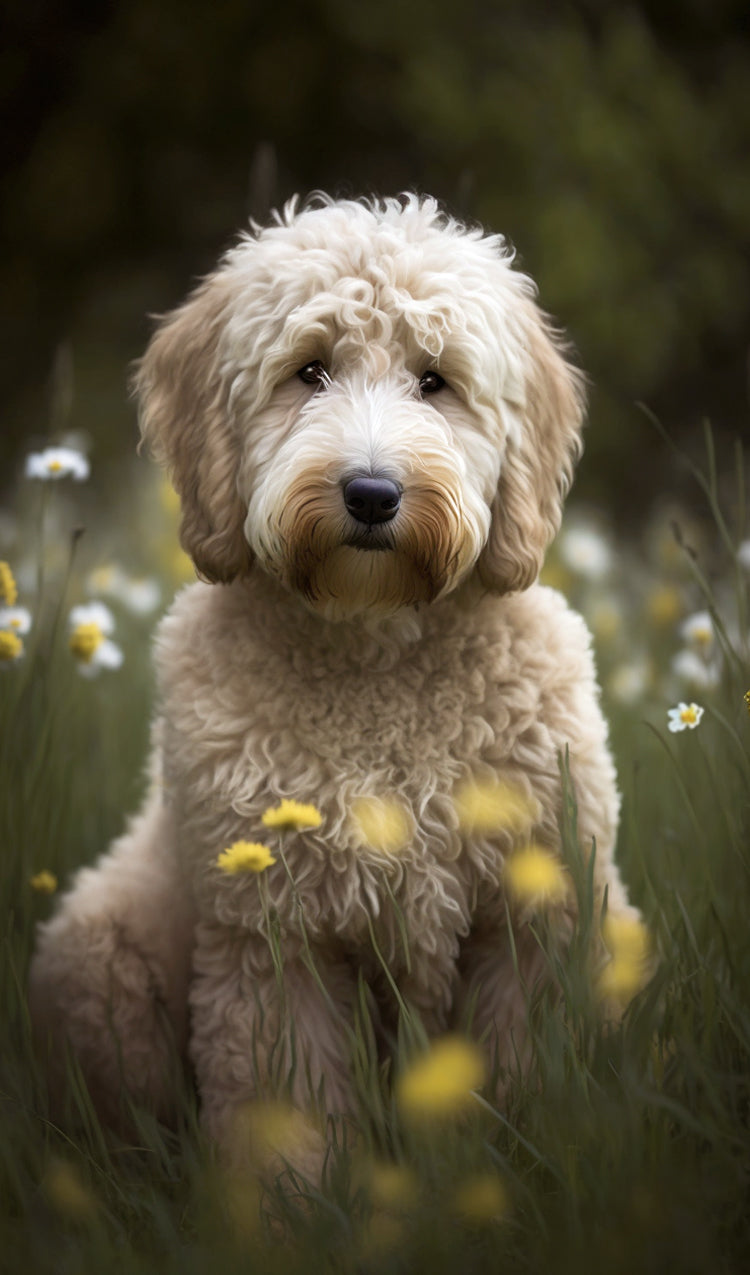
[478,583,598,687]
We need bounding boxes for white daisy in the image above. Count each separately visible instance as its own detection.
[68,602,122,676]
[25,446,90,482]
[667,701,704,732]
[122,577,162,615]
[558,525,612,579]
[680,611,715,652]
[86,566,162,615]
[0,606,32,635]
[68,601,116,634]
[672,648,721,690]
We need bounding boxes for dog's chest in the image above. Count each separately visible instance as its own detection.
[159,586,551,945]
[269,640,491,772]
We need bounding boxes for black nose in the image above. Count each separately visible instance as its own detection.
[343,476,401,525]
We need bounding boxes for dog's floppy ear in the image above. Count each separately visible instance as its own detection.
[477,304,585,594]
[134,274,253,584]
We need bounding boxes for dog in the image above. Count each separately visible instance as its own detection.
[30,194,640,1176]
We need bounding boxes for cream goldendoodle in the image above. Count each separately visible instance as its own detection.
[30,195,639,1168]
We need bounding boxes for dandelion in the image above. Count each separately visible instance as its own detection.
[217,840,276,874]
[0,606,31,634]
[25,446,90,482]
[365,1161,419,1211]
[0,561,18,606]
[504,844,568,907]
[261,799,323,831]
[43,1158,96,1222]
[0,630,24,664]
[231,1100,310,1159]
[453,1172,509,1225]
[558,524,611,579]
[667,701,704,732]
[646,584,682,627]
[30,870,58,894]
[396,1035,485,1120]
[351,796,411,854]
[603,913,650,961]
[454,776,539,837]
[598,913,651,1003]
[225,1101,321,1221]
[681,611,714,653]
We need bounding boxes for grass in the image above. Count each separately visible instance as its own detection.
[1,430,749,1274]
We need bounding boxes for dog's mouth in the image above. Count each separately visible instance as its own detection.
[342,530,395,552]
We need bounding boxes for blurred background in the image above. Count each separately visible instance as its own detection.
[2,0,749,526]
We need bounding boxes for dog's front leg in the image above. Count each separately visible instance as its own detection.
[190,921,357,1182]
[456,918,557,1090]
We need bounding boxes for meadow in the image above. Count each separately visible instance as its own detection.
[1,424,748,1274]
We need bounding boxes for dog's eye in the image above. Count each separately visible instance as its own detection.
[419,371,446,397]
[298,361,328,387]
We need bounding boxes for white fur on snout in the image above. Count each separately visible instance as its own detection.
[243,370,496,617]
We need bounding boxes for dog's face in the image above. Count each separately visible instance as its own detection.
[136,196,584,619]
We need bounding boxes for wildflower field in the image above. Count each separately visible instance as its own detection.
[1,424,749,1275]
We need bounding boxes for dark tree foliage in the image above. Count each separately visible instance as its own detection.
[2,0,748,515]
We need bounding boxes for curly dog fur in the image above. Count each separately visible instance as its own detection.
[30,195,639,1173]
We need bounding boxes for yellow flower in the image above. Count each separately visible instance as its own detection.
[43,1158,96,1221]
[602,913,650,962]
[231,1100,309,1160]
[0,630,23,662]
[454,777,539,837]
[597,958,645,1001]
[261,799,323,831]
[217,841,276,874]
[504,845,568,907]
[681,611,714,650]
[69,622,104,663]
[0,561,18,607]
[351,796,411,854]
[30,870,58,894]
[598,914,651,1003]
[366,1160,419,1211]
[396,1035,485,1120]
[453,1172,509,1224]
[646,585,682,627]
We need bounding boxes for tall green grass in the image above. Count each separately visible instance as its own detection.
[1,430,748,1274]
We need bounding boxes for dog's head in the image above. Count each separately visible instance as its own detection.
[136,195,584,619]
